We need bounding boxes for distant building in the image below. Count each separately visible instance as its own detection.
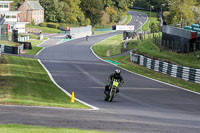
[0,1,11,12]
[18,0,44,25]
[0,1,28,33]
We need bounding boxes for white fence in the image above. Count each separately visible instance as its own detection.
[69,25,92,38]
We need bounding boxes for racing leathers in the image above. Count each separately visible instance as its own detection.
[104,73,124,95]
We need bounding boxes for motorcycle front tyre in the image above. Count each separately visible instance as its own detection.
[108,91,114,102]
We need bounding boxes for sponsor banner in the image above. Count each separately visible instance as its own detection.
[116,25,134,31]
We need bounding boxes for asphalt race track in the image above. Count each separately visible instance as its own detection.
[0,11,200,133]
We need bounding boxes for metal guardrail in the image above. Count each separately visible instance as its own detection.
[130,52,200,84]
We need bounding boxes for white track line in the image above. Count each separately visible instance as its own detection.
[38,59,99,110]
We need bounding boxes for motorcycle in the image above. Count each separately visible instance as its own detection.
[104,79,120,102]
[86,35,89,41]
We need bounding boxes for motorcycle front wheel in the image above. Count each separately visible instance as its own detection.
[108,90,114,102]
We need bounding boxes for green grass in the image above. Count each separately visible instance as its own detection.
[24,46,43,55]
[130,9,157,18]
[127,39,200,69]
[108,56,200,93]
[25,33,40,40]
[92,34,200,93]
[95,24,113,29]
[93,31,114,35]
[0,40,20,47]
[8,32,40,41]
[0,55,88,108]
[92,34,123,57]
[24,37,48,55]
[0,124,113,133]
[130,9,159,31]
[27,25,61,33]
[122,14,132,25]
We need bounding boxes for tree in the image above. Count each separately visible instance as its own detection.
[150,22,159,33]
[133,0,169,11]
[61,0,87,25]
[102,0,133,24]
[81,0,104,25]
[40,0,62,22]
[166,0,196,24]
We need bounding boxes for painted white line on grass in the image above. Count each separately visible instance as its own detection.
[38,59,99,111]
[90,45,200,96]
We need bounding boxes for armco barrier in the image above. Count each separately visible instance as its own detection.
[130,52,200,84]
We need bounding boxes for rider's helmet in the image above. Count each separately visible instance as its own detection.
[115,69,120,76]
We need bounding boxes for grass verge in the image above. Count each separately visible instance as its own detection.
[121,14,132,25]
[0,40,20,47]
[27,25,61,33]
[0,124,113,133]
[93,31,115,35]
[24,37,48,55]
[0,55,88,108]
[92,34,200,93]
[127,39,200,69]
[92,34,123,57]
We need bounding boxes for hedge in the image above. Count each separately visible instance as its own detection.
[46,23,60,29]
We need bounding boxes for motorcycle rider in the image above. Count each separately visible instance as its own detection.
[86,35,89,41]
[104,69,124,96]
